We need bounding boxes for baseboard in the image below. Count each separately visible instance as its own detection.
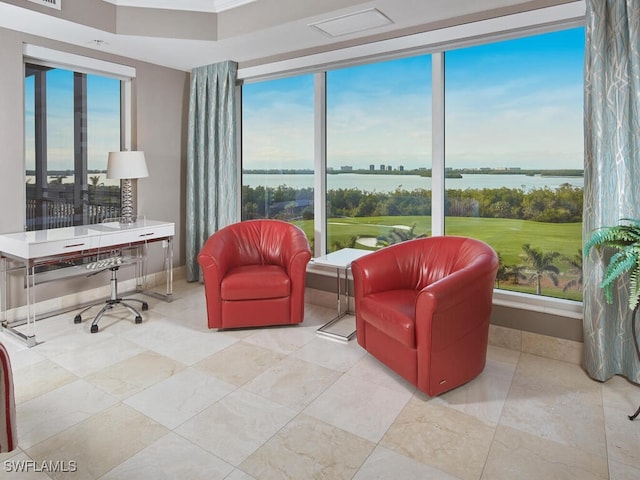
[305,287,584,366]
[3,266,186,323]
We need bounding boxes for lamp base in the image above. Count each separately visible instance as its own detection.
[120,178,135,225]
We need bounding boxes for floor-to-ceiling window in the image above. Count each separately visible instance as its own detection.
[241,75,315,246]
[24,63,123,231]
[326,56,432,252]
[444,28,584,300]
[240,17,584,304]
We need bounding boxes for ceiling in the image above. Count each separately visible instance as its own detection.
[0,0,575,71]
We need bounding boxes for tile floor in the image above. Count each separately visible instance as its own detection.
[0,279,639,479]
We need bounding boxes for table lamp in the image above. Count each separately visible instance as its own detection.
[107,151,149,224]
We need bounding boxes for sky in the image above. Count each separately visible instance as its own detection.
[242,26,585,171]
[25,69,121,172]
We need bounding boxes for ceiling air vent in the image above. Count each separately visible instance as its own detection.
[27,0,61,10]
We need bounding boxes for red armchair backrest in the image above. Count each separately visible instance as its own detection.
[198,219,311,277]
[354,236,497,295]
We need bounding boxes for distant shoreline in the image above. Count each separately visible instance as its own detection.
[243,168,584,177]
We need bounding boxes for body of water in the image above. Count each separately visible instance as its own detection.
[26,174,120,187]
[243,173,583,193]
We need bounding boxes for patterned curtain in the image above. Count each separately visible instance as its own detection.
[583,0,640,382]
[186,61,238,282]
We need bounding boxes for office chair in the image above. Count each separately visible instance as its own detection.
[74,219,149,333]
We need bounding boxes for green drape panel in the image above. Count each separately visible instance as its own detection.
[583,0,640,382]
[186,61,238,282]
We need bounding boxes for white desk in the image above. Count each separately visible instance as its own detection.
[0,219,174,347]
[312,248,372,342]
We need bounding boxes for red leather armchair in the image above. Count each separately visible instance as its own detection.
[197,220,312,329]
[351,236,499,396]
[0,342,16,453]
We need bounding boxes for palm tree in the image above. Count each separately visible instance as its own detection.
[520,243,560,295]
[507,264,527,285]
[495,252,509,288]
[89,175,102,186]
[562,249,583,292]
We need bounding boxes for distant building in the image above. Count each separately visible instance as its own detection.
[380,164,385,171]
[387,165,393,171]
[399,165,404,171]
[340,165,353,171]
[369,164,375,171]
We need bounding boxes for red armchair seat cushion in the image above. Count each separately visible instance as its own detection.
[221,265,290,301]
[359,289,417,348]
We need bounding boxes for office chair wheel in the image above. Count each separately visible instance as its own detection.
[90,324,99,333]
[142,302,149,311]
[135,316,142,324]
[74,314,82,324]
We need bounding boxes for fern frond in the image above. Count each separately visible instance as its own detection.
[584,222,640,256]
[600,250,635,290]
[629,263,640,310]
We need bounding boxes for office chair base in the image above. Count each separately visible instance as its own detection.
[75,298,148,332]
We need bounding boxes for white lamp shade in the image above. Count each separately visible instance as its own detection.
[107,151,149,179]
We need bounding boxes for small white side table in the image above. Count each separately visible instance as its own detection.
[312,248,372,342]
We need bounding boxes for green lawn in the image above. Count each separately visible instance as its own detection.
[294,215,583,301]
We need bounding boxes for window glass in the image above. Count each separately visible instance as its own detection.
[24,64,121,230]
[444,28,584,300]
[241,75,315,247]
[326,55,432,252]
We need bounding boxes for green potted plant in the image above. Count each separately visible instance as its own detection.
[584,218,640,420]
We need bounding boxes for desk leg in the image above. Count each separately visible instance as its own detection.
[166,237,173,301]
[25,264,36,346]
[0,260,36,347]
[136,237,173,303]
[135,243,146,293]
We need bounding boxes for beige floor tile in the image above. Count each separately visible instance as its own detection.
[0,338,47,371]
[26,404,168,480]
[609,459,640,480]
[2,280,631,479]
[290,336,367,372]
[481,425,608,480]
[13,359,78,404]
[84,350,186,400]
[143,327,238,366]
[380,398,495,480]
[353,445,462,480]
[345,354,417,394]
[240,414,375,480]
[602,376,640,469]
[500,354,606,456]
[124,367,235,429]
[175,389,297,466]
[304,374,413,443]
[243,356,341,410]
[242,325,317,355]
[49,336,146,377]
[226,470,257,480]
[194,341,285,386]
[17,379,119,449]
[0,450,56,479]
[100,432,233,480]
[430,346,518,426]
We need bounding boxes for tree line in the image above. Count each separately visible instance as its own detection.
[242,183,583,223]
